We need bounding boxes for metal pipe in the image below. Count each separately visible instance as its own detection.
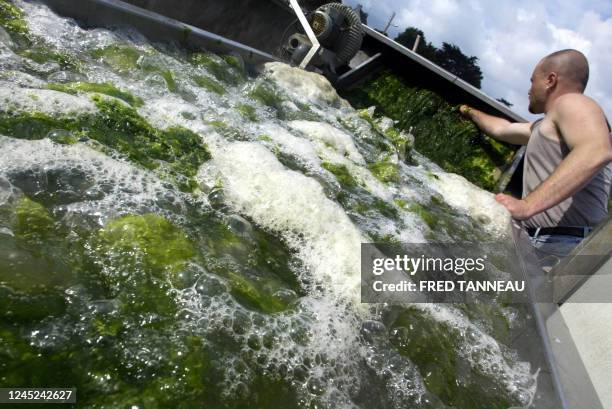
[412,34,421,52]
[287,0,320,69]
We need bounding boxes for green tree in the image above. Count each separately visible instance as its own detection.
[395,27,437,60]
[434,42,483,89]
[395,28,484,89]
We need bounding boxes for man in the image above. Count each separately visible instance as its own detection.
[460,49,612,257]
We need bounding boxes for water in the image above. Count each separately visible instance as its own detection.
[0,1,541,408]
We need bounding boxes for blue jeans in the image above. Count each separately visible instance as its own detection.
[529,234,584,272]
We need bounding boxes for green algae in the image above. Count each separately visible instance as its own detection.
[0,320,212,407]
[0,197,89,323]
[18,46,81,71]
[396,199,439,230]
[390,307,518,409]
[3,206,214,407]
[1,286,67,321]
[247,81,320,121]
[0,95,211,192]
[0,111,71,140]
[181,111,197,120]
[47,82,144,107]
[193,74,227,95]
[91,44,144,72]
[353,196,399,220]
[190,213,302,314]
[227,272,290,314]
[383,126,411,157]
[0,1,81,71]
[80,334,214,409]
[206,119,228,129]
[358,108,413,156]
[249,82,285,114]
[368,157,401,184]
[91,96,211,190]
[191,52,245,85]
[394,194,502,242]
[96,214,195,278]
[343,71,517,191]
[0,0,28,42]
[13,196,54,243]
[160,70,178,92]
[93,214,196,320]
[46,129,79,144]
[221,54,242,70]
[237,103,258,121]
[321,161,358,188]
[457,303,513,345]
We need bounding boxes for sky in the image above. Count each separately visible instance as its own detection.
[343,0,612,121]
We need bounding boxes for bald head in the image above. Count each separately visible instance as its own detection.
[539,49,589,92]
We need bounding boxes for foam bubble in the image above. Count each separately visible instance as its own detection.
[198,142,364,302]
[256,123,321,169]
[289,120,365,165]
[431,171,510,236]
[0,135,184,225]
[0,86,97,117]
[263,62,349,109]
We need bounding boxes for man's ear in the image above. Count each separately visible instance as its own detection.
[546,72,558,89]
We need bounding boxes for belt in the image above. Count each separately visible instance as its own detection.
[527,226,592,238]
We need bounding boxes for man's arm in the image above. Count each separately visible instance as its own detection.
[495,94,612,220]
[459,105,532,145]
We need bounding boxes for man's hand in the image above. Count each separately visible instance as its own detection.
[459,105,472,118]
[495,193,533,220]
[457,105,531,145]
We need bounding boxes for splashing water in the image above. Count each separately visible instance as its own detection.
[0,1,541,408]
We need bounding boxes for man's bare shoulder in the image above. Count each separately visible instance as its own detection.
[551,93,604,117]
[550,93,610,148]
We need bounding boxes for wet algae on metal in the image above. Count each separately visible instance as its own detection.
[343,72,518,191]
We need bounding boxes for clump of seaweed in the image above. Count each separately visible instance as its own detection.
[47,82,144,107]
[343,71,517,191]
[0,95,211,192]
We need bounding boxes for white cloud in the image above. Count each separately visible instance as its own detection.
[345,0,612,121]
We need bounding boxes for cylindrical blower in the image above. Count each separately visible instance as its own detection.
[284,2,364,79]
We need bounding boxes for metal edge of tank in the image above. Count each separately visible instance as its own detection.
[36,0,280,68]
[511,220,604,409]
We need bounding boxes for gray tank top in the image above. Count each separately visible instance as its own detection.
[522,119,611,228]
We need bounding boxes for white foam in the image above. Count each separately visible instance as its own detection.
[263,62,349,109]
[432,171,510,236]
[288,120,365,165]
[0,135,183,225]
[198,142,365,302]
[0,86,97,117]
[256,123,321,169]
